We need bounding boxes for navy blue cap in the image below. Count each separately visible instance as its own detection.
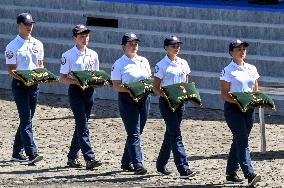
[17,13,35,25]
[164,35,183,46]
[121,32,140,45]
[229,39,249,51]
[72,24,90,36]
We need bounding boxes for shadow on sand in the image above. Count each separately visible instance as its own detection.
[187,150,284,161]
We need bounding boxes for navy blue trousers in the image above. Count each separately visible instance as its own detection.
[118,92,151,170]
[12,78,39,156]
[224,102,255,177]
[156,97,189,174]
[67,85,95,161]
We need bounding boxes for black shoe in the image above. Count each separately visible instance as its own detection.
[134,167,147,175]
[28,154,43,164]
[225,175,244,184]
[86,159,102,170]
[11,153,27,162]
[247,173,261,186]
[180,169,196,179]
[121,164,135,172]
[157,168,172,176]
[67,158,82,168]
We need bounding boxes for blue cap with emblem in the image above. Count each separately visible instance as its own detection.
[121,32,140,45]
[72,24,90,36]
[17,13,35,25]
[164,35,183,46]
[229,39,249,51]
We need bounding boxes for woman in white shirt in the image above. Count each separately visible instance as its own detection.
[111,33,151,175]
[220,39,261,186]
[152,35,195,179]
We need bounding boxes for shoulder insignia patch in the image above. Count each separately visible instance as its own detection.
[154,65,159,73]
[220,69,225,77]
[5,51,14,59]
[61,57,66,65]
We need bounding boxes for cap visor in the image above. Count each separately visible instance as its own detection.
[242,42,249,47]
[129,38,140,42]
[166,41,183,45]
[81,29,91,33]
[23,21,35,25]
[121,38,140,45]
[76,29,91,35]
[236,42,249,48]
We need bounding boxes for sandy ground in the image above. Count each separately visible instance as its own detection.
[0,88,284,188]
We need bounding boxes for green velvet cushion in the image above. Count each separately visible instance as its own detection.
[72,70,111,90]
[13,68,58,86]
[123,79,153,102]
[230,92,276,112]
[161,82,202,112]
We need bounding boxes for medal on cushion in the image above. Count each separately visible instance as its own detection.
[179,85,186,93]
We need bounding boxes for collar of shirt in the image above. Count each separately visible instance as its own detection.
[122,54,141,63]
[73,45,88,56]
[16,35,31,43]
[230,60,248,70]
[164,55,181,66]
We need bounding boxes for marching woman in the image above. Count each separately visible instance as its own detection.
[59,24,102,170]
[111,33,152,175]
[152,35,195,178]
[220,39,261,186]
[5,13,44,165]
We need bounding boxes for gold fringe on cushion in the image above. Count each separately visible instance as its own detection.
[161,82,202,112]
[71,70,111,90]
[229,92,276,112]
[122,79,153,102]
[12,68,58,86]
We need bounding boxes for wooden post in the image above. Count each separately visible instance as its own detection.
[259,108,266,152]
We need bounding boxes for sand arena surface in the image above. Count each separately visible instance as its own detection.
[0,89,283,188]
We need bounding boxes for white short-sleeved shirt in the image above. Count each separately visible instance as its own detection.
[60,46,99,75]
[111,54,151,84]
[5,35,44,70]
[154,55,191,87]
[220,60,260,92]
